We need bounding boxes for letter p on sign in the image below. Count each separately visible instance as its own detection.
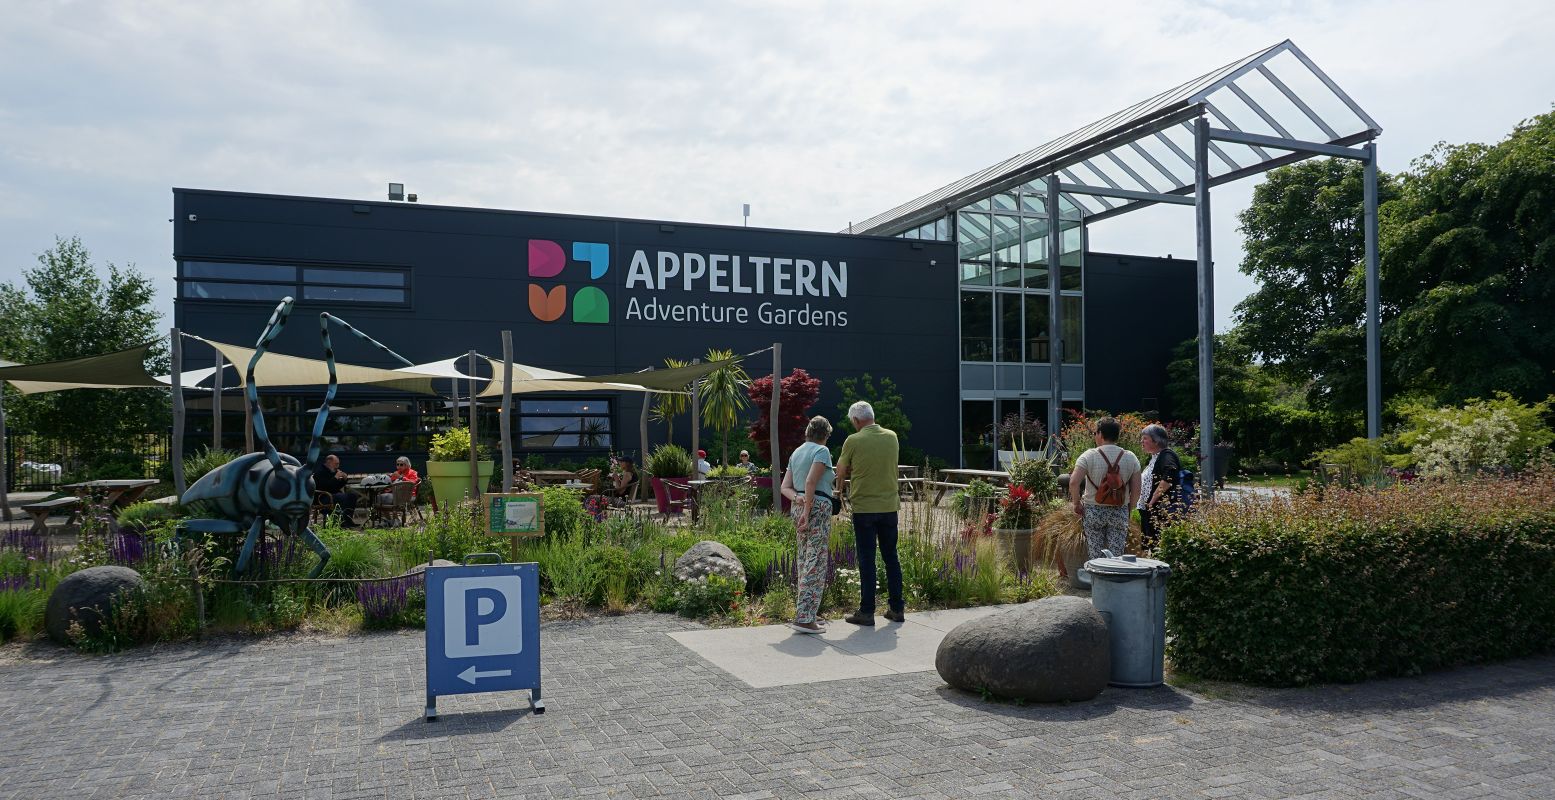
[444,576,524,658]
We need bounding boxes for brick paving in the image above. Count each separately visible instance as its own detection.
[0,614,1551,799]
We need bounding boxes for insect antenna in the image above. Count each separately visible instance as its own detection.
[248,298,295,470]
[307,313,417,470]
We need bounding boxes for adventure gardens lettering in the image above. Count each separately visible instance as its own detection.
[622,250,849,327]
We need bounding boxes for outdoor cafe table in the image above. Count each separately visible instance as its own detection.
[62,478,158,509]
[930,468,1011,504]
[526,470,579,486]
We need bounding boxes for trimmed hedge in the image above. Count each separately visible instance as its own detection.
[1158,469,1555,686]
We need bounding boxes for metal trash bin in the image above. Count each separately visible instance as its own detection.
[1085,550,1171,687]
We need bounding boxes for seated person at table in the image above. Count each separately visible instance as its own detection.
[387,456,420,497]
[611,458,640,502]
[737,449,759,474]
[313,454,358,528]
[695,449,712,480]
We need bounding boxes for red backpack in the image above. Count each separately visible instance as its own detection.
[1089,448,1128,507]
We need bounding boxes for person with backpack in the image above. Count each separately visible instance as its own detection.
[1069,416,1142,559]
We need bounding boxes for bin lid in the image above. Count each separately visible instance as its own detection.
[1084,552,1171,578]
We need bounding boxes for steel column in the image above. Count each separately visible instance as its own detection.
[1045,175,1063,440]
[1193,118,1216,495]
[1363,141,1382,439]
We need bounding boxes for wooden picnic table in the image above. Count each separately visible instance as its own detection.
[929,468,1011,505]
[63,478,158,509]
[526,469,579,486]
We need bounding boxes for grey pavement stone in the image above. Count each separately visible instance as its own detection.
[0,614,1551,799]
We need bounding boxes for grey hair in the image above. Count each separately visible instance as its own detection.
[396,456,411,466]
[804,415,833,443]
[1141,424,1170,448]
[848,400,875,422]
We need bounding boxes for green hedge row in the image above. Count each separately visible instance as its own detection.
[1158,474,1555,686]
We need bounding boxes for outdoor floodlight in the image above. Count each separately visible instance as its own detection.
[388,183,404,201]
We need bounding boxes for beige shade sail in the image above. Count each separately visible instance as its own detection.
[471,355,665,398]
[0,342,213,395]
[185,334,448,395]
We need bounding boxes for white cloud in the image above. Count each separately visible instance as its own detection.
[1,0,1552,333]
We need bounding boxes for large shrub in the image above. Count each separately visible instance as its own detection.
[1159,468,1555,686]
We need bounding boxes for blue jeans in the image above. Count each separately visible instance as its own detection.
[853,512,903,614]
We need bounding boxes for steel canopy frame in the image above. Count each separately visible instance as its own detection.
[848,39,1383,489]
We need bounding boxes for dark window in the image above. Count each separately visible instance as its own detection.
[301,286,407,303]
[998,293,1023,363]
[183,262,297,282]
[1025,294,1050,362]
[960,291,992,362]
[181,282,294,301]
[517,397,612,451]
[302,268,406,287]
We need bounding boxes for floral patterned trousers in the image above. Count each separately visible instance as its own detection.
[1082,503,1130,560]
[793,497,832,624]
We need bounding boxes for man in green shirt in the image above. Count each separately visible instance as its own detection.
[836,401,903,625]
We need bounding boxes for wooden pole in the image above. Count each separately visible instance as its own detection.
[0,382,10,522]
[690,359,701,472]
[212,353,223,451]
[501,331,514,493]
[467,350,480,503]
[243,371,255,453]
[638,367,653,464]
[769,343,782,513]
[171,327,186,496]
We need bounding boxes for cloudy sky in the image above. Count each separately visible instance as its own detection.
[2,1,1552,331]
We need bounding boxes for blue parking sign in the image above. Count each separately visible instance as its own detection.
[424,558,543,719]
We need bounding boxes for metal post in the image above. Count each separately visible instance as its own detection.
[1193,117,1217,495]
[1045,175,1063,440]
[212,353,223,450]
[690,360,701,471]
[1363,141,1382,440]
[467,350,480,502]
[0,382,10,522]
[770,343,782,513]
[171,327,187,496]
[501,331,514,493]
[638,383,651,463]
[243,372,255,453]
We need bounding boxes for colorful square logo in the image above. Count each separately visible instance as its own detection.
[526,239,609,323]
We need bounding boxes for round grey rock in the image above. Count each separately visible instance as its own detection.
[935,595,1110,702]
[673,541,745,585]
[405,559,459,575]
[45,565,146,645]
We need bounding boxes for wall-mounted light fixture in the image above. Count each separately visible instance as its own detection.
[388,183,405,201]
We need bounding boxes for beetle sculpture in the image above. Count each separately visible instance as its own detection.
[180,297,414,578]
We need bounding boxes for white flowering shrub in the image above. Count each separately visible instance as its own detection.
[1397,393,1554,478]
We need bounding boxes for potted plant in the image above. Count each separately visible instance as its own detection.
[646,444,694,516]
[951,479,997,522]
[425,427,493,506]
[993,413,1045,471]
[1035,503,1090,589]
[992,485,1039,574]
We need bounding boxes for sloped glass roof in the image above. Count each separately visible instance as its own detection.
[849,40,1380,235]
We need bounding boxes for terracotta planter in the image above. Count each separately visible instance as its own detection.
[426,459,494,506]
[651,476,690,516]
[993,527,1035,574]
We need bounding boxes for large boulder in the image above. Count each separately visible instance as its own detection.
[935,595,1110,702]
[406,559,459,576]
[673,541,745,585]
[45,565,146,645]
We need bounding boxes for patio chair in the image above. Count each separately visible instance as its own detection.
[369,481,421,528]
[576,468,602,494]
[311,491,337,525]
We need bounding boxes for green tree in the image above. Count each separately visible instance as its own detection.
[834,373,912,439]
[1233,158,1400,414]
[0,237,168,471]
[648,357,690,443]
[1381,109,1555,404]
[696,348,750,467]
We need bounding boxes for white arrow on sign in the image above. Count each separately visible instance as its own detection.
[458,665,513,685]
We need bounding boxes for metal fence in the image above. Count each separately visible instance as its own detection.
[4,431,171,492]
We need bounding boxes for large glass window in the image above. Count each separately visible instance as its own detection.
[1060,224,1083,291]
[184,262,297,282]
[997,293,1022,362]
[517,397,613,450]
[960,291,992,362]
[1025,294,1050,362]
[1021,216,1049,290]
[178,261,410,305]
[961,400,993,468]
[992,215,1021,287]
[1062,295,1083,364]
[957,212,992,286]
[302,268,406,287]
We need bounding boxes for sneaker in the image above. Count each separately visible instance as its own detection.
[788,622,824,634]
[845,612,875,626]
[882,609,905,623]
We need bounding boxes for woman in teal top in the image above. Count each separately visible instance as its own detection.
[781,415,836,633]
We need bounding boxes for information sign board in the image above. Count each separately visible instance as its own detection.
[424,559,543,719]
[486,493,544,536]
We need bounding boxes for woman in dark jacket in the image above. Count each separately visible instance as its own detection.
[1137,424,1181,553]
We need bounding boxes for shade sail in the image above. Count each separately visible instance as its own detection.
[186,335,447,395]
[0,342,215,395]
[473,356,658,398]
[547,354,747,392]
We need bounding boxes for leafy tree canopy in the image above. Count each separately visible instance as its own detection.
[1381,108,1555,404]
[834,373,911,440]
[0,236,168,461]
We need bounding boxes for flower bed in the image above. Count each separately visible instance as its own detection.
[1158,467,1555,686]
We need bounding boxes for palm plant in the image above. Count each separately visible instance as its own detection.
[697,348,750,467]
[649,357,691,441]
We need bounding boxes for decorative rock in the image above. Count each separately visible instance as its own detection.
[673,541,746,585]
[45,565,146,645]
[405,559,459,576]
[935,595,1110,702]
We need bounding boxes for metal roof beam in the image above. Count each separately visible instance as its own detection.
[1207,127,1370,161]
[1103,150,1162,193]
[1058,182,1195,206]
[1226,82,1294,139]
[1256,64,1340,140]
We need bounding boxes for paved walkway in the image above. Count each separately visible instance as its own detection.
[1,614,1551,799]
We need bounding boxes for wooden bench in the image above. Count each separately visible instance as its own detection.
[20,496,82,535]
[926,480,971,505]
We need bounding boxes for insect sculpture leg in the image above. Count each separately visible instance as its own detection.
[236,516,265,574]
[299,523,331,579]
